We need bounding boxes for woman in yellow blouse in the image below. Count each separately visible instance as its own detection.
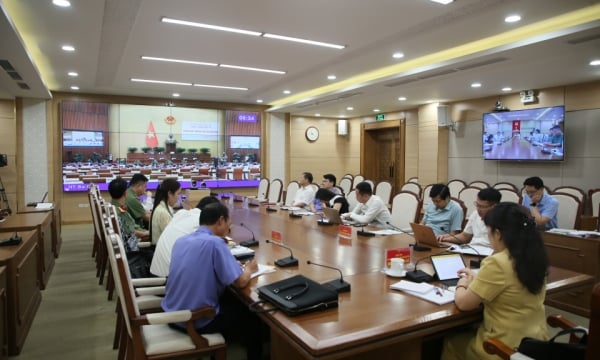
[442,202,549,360]
[150,178,181,245]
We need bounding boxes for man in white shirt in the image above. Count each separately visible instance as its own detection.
[292,172,315,210]
[436,187,501,247]
[342,182,391,226]
[150,196,219,276]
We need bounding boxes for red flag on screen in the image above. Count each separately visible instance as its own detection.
[145,121,159,147]
[512,120,521,131]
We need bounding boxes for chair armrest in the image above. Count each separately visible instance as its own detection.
[131,277,166,287]
[483,338,515,360]
[135,286,165,296]
[547,314,577,329]
[144,310,192,325]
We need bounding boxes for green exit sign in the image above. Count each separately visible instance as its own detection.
[375,114,385,121]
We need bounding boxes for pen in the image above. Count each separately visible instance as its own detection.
[434,287,443,296]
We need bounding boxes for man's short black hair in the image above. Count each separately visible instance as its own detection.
[129,173,149,186]
[303,172,313,183]
[196,195,220,210]
[478,187,501,204]
[355,182,373,196]
[322,173,337,186]
[523,176,544,189]
[429,183,450,199]
[199,203,229,225]
[108,178,128,199]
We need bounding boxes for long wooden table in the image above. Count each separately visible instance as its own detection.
[224,200,594,360]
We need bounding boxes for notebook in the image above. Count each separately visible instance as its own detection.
[409,223,452,248]
[322,207,355,225]
[430,253,466,287]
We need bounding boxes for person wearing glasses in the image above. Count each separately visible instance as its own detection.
[522,176,558,230]
[436,187,501,248]
[421,183,464,236]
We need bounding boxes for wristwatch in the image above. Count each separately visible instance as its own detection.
[530,203,537,207]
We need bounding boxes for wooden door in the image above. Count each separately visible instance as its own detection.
[361,120,405,193]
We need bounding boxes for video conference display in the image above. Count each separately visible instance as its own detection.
[63,130,105,147]
[482,105,565,161]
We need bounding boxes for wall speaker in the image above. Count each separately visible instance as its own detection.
[337,119,348,136]
[437,105,451,127]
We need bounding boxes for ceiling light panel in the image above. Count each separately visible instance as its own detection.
[161,17,262,36]
[142,56,218,67]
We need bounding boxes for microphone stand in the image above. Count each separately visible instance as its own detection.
[316,213,333,226]
[266,240,298,267]
[238,223,259,247]
[306,260,350,293]
[385,222,429,251]
[357,225,375,237]
[405,255,433,283]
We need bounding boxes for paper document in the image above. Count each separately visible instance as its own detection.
[547,228,600,237]
[448,244,493,256]
[370,229,402,235]
[251,264,276,279]
[230,245,255,259]
[390,280,455,305]
[35,203,53,209]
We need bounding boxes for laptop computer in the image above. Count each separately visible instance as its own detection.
[322,207,355,225]
[409,223,452,248]
[430,253,466,286]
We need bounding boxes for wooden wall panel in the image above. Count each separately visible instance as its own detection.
[0,100,16,211]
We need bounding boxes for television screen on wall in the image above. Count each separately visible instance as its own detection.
[230,135,260,149]
[63,130,104,147]
[482,105,565,161]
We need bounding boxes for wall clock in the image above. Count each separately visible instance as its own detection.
[305,126,319,142]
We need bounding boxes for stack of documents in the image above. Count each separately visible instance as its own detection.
[35,203,54,210]
[547,228,600,237]
[251,264,276,279]
[448,244,493,256]
[390,280,454,305]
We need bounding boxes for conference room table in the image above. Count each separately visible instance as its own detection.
[223,198,593,360]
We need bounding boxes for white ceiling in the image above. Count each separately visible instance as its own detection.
[1,0,599,117]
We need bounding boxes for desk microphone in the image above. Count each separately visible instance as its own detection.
[265,202,278,212]
[385,222,429,251]
[265,240,298,267]
[317,213,333,226]
[289,210,303,218]
[405,255,433,283]
[238,223,259,247]
[357,225,375,237]
[306,260,351,293]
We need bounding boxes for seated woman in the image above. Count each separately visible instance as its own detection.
[314,188,349,214]
[150,178,181,245]
[442,202,549,360]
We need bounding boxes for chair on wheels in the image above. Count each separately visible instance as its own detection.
[483,282,600,360]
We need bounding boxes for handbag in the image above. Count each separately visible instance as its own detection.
[518,328,587,360]
[250,274,338,316]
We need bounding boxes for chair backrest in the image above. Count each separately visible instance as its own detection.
[458,187,480,218]
[339,177,353,195]
[589,189,600,217]
[468,180,490,189]
[375,181,392,206]
[390,191,422,230]
[400,182,422,198]
[451,197,468,230]
[257,178,269,200]
[346,190,358,212]
[268,179,283,203]
[364,179,375,191]
[232,167,244,180]
[352,175,365,189]
[493,182,518,192]
[553,192,582,229]
[407,176,419,183]
[421,184,434,208]
[284,181,300,206]
[309,183,320,194]
[447,179,466,197]
[553,186,585,204]
[498,189,521,204]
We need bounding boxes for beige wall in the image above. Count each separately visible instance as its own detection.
[0,100,16,211]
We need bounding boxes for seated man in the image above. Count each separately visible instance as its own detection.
[342,182,391,225]
[108,178,152,278]
[162,203,264,360]
[522,176,558,230]
[421,183,464,236]
[125,173,150,229]
[543,125,563,148]
[436,187,501,247]
[292,172,315,210]
[150,196,220,277]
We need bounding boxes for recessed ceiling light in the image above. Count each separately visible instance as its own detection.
[327,75,336,80]
[131,78,192,86]
[398,96,407,101]
[283,90,291,94]
[346,107,354,111]
[256,99,263,103]
[338,115,345,119]
[61,45,75,52]
[590,60,600,66]
[172,93,180,97]
[471,82,482,88]
[70,86,79,90]
[373,109,380,112]
[315,113,321,117]
[505,15,521,23]
[53,0,71,7]
[430,0,454,4]
[426,100,435,103]
[502,87,512,92]
[67,71,78,77]
[392,52,404,59]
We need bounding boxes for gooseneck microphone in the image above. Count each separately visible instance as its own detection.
[265,202,278,212]
[385,222,430,251]
[357,224,375,237]
[265,240,298,267]
[238,223,259,247]
[405,255,433,283]
[306,260,351,293]
[317,213,333,226]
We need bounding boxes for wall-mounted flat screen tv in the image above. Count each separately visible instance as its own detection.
[482,105,565,161]
[63,130,104,147]
[230,135,260,149]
